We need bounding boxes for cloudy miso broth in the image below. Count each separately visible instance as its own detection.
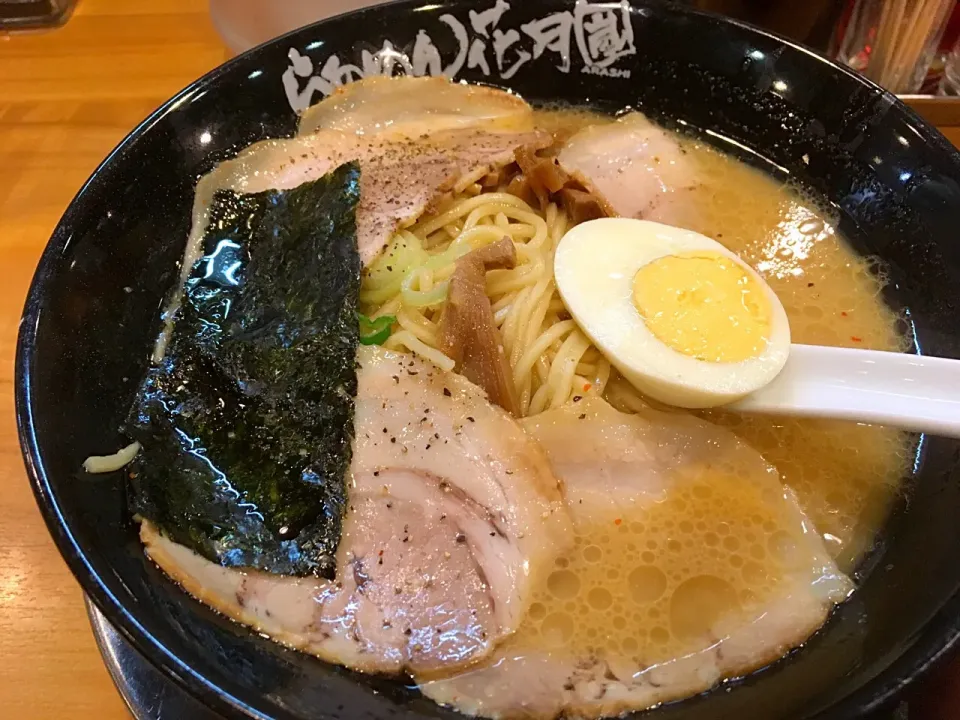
[517,471,837,665]
[120,73,918,720]
[670,133,912,571]
[533,108,911,572]
[422,110,911,716]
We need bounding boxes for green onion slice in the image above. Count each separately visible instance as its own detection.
[358,313,395,345]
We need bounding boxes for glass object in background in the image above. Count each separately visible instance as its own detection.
[689,0,847,53]
[209,0,384,55]
[0,0,78,30]
[835,0,954,93]
[940,38,960,93]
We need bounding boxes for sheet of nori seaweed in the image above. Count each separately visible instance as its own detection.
[127,162,361,579]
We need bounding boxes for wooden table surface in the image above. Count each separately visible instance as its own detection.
[0,1,228,716]
[2,1,959,718]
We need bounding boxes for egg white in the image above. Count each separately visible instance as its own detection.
[554,218,791,408]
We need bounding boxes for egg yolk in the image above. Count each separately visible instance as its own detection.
[631,251,771,363]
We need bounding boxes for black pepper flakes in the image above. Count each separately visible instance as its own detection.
[466,416,475,422]
[579,413,586,420]
[443,387,452,397]
[573,395,583,402]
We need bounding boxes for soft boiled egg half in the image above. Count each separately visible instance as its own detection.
[555,218,790,408]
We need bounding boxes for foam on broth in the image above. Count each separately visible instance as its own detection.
[428,110,913,715]
[674,135,911,571]
[518,469,826,664]
[537,108,911,572]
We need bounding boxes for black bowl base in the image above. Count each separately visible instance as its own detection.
[86,596,226,720]
[84,588,911,720]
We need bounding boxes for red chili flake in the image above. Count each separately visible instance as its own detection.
[614,518,622,526]
[851,336,863,342]
[840,311,848,317]
[582,383,592,393]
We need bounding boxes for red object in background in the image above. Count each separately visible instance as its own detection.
[832,0,958,93]
[940,1,960,52]
[922,1,960,93]
[833,0,959,56]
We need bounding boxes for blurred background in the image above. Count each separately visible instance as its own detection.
[209,0,960,126]
[200,0,960,101]
[4,0,960,99]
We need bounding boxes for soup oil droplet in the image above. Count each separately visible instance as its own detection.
[583,545,603,562]
[628,566,667,604]
[547,570,581,600]
[670,575,741,641]
[650,626,671,645]
[588,587,614,610]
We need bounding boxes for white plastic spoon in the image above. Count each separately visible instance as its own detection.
[729,344,960,438]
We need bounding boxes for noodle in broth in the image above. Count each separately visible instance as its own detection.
[361,108,911,573]
[120,80,915,719]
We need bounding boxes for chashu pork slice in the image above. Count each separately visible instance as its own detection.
[557,112,703,227]
[141,346,572,677]
[421,398,851,718]
[184,125,550,271]
[298,76,535,137]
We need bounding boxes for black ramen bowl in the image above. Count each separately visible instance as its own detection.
[16,1,960,718]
